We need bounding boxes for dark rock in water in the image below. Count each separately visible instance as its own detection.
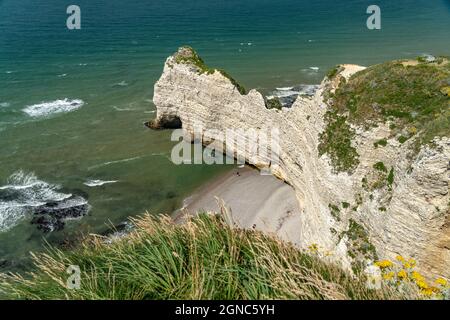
[33,202,88,219]
[31,215,65,233]
[71,188,90,200]
[0,259,9,269]
[0,171,90,234]
[31,198,89,233]
[146,115,182,130]
[166,191,177,199]
[101,221,134,240]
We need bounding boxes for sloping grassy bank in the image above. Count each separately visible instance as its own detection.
[321,57,450,173]
[0,213,420,300]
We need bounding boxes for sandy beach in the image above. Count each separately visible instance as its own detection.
[177,166,304,245]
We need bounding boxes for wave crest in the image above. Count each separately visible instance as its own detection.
[0,171,88,233]
[22,99,84,117]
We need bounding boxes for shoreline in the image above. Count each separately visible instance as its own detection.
[174,165,303,246]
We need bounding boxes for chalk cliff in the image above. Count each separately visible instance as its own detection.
[152,47,450,278]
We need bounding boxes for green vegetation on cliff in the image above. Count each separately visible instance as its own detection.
[342,219,377,264]
[174,46,247,95]
[265,96,283,110]
[321,58,450,173]
[0,213,419,300]
[318,111,359,173]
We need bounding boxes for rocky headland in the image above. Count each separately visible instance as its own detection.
[151,47,450,279]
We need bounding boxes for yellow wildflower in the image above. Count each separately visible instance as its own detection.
[383,271,395,281]
[440,86,450,96]
[411,271,425,282]
[397,269,408,280]
[396,255,405,262]
[416,280,429,290]
[408,258,416,268]
[421,288,434,297]
[435,277,448,287]
[403,262,412,269]
[408,127,418,135]
[308,244,318,253]
[375,260,393,269]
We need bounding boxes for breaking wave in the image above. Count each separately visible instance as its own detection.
[267,84,320,108]
[22,99,85,118]
[0,171,88,232]
[84,179,118,187]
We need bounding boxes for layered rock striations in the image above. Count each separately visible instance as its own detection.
[152,47,450,278]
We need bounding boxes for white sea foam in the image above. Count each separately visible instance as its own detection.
[100,157,140,166]
[104,221,134,244]
[179,195,193,211]
[151,152,172,161]
[268,84,320,108]
[0,202,29,233]
[0,171,73,232]
[0,102,10,108]
[88,156,141,170]
[23,99,85,117]
[272,90,302,98]
[114,81,128,87]
[113,106,135,112]
[309,67,319,71]
[275,87,294,91]
[84,179,118,187]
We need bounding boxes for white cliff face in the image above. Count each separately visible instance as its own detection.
[152,48,450,278]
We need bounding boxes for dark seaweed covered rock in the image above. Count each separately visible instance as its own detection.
[31,197,89,233]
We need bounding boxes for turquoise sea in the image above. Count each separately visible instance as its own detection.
[0,0,449,272]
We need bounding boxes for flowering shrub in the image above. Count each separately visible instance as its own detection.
[373,255,449,299]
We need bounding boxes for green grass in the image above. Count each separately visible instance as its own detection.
[321,58,450,172]
[0,213,418,300]
[174,46,247,95]
[331,59,450,149]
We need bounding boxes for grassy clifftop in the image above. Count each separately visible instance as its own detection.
[0,213,425,300]
[321,57,450,173]
[172,46,247,95]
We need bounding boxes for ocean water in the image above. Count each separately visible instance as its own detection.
[0,0,449,271]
